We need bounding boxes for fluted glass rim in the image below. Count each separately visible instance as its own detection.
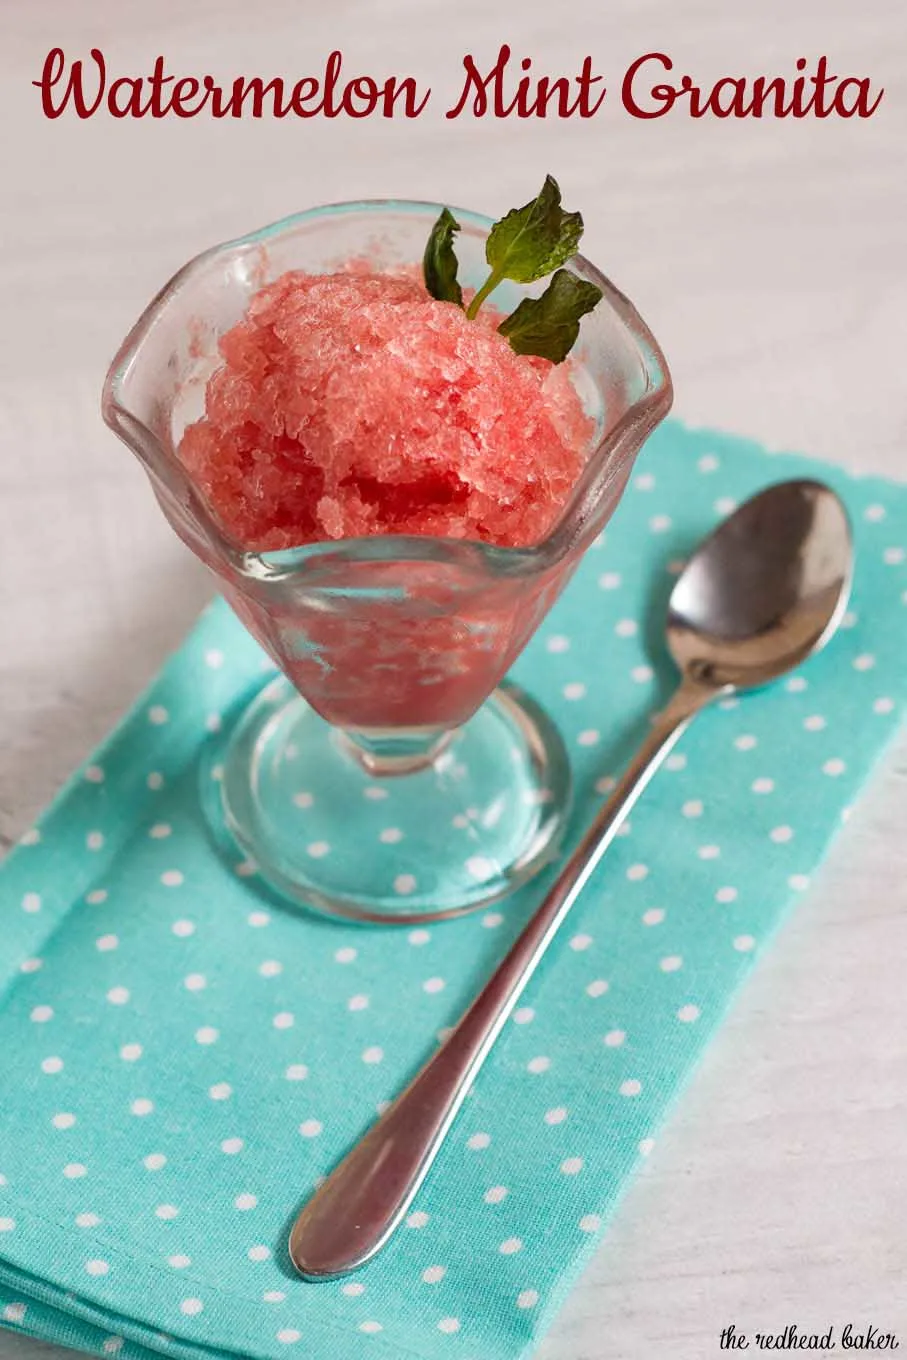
[102,198,673,582]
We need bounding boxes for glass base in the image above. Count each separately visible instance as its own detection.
[202,675,571,924]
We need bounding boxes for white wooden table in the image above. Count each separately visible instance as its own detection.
[2,2,906,1356]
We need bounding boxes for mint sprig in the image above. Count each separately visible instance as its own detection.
[422,207,463,307]
[421,176,602,364]
[498,269,603,364]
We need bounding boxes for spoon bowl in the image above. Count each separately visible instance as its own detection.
[668,479,852,690]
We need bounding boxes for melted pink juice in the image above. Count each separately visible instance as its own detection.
[179,270,596,729]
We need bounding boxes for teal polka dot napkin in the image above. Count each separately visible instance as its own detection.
[1,421,905,1360]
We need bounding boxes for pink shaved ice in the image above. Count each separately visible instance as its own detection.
[178,269,593,551]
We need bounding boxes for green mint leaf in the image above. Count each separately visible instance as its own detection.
[422,207,463,306]
[485,175,584,285]
[498,269,603,363]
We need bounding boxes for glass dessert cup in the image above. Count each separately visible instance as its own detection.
[102,201,672,923]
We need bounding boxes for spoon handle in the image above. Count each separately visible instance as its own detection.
[289,677,717,1280]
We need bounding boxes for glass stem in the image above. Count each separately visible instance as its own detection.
[338,726,455,777]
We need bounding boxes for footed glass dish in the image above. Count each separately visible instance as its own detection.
[102,200,672,922]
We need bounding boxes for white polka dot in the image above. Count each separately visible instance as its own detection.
[41,1056,63,1074]
[299,1119,323,1138]
[595,776,617,794]
[598,571,621,590]
[620,1079,642,1097]
[247,910,270,928]
[130,1098,153,1116]
[161,870,183,887]
[344,992,369,1013]
[585,979,608,997]
[560,1157,584,1175]
[884,546,906,565]
[334,947,357,964]
[234,1192,257,1210]
[363,785,388,801]
[603,1029,626,1047]
[220,1138,243,1154]
[467,1132,491,1150]
[527,1056,551,1074]
[394,874,417,895]
[544,1106,568,1125]
[641,908,665,926]
[107,986,130,1005]
[698,454,719,472]
[437,1318,460,1334]
[307,841,330,859]
[853,654,876,672]
[660,955,683,972]
[20,828,40,845]
[168,1255,191,1269]
[874,697,895,715]
[184,974,206,992]
[377,826,404,847]
[484,1185,508,1204]
[263,1291,285,1303]
[513,1006,535,1025]
[360,1321,384,1334]
[2,1303,26,1323]
[285,1063,308,1081]
[751,778,774,794]
[247,1244,271,1261]
[276,1328,300,1344]
[0,1218,14,1233]
[578,1213,601,1233]
[563,681,586,700]
[626,863,648,881]
[715,497,737,515]
[789,874,810,891]
[155,1204,179,1220]
[423,977,445,994]
[546,634,570,653]
[204,648,224,669]
[786,675,808,692]
[803,715,826,732]
[342,1282,365,1296]
[85,1259,109,1275]
[148,706,169,725]
[407,1211,429,1228]
[516,1289,539,1311]
[147,772,164,790]
[362,1046,384,1065]
[96,934,118,952]
[677,1004,701,1023]
[86,889,108,905]
[86,831,105,851]
[715,886,738,903]
[864,503,886,521]
[635,472,655,490]
[631,665,654,684]
[258,959,283,979]
[30,1005,53,1023]
[823,758,846,776]
[639,1137,656,1156]
[681,800,703,818]
[75,1212,100,1228]
[21,893,41,914]
[422,1265,446,1284]
[19,957,42,974]
[180,1298,203,1316]
[499,1237,523,1255]
[569,933,593,952]
[733,935,756,952]
[52,1112,76,1129]
[734,734,757,751]
[102,1340,124,1356]
[408,929,430,947]
[85,765,105,783]
[578,729,600,746]
[615,619,637,637]
[143,1154,166,1171]
[649,514,671,532]
[171,919,196,939]
[770,825,794,843]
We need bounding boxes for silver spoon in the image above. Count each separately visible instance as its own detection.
[288,477,852,1279]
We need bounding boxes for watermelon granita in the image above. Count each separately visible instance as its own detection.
[177,269,594,552]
